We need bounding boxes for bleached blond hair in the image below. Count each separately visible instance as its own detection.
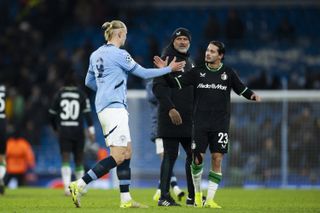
[101,20,126,41]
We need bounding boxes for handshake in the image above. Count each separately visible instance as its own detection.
[154,56,185,72]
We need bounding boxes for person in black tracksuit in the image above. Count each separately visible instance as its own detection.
[152,28,196,206]
[0,84,7,194]
[154,41,261,208]
[48,72,96,195]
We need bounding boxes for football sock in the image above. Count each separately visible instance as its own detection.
[75,166,84,180]
[170,172,178,188]
[61,163,71,190]
[207,170,222,201]
[117,159,132,202]
[191,161,203,193]
[82,156,117,184]
[0,162,6,179]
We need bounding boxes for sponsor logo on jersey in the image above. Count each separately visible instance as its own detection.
[221,72,228,81]
[197,83,227,90]
[200,72,206,77]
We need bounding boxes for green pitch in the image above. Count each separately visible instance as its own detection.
[0,188,319,213]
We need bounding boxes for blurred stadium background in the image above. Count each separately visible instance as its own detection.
[1,0,319,189]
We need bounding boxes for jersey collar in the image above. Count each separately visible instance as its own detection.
[205,63,223,72]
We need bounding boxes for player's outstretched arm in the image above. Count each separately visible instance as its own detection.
[153,56,185,72]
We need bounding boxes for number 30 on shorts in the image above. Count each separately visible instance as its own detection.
[218,132,228,147]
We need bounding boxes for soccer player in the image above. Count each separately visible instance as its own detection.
[0,84,6,195]
[68,20,185,208]
[154,41,261,208]
[49,72,96,196]
[152,28,196,206]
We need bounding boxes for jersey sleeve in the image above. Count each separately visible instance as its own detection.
[80,92,94,127]
[231,69,253,99]
[85,55,97,91]
[116,50,139,72]
[48,92,59,115]
[48,92,60,130]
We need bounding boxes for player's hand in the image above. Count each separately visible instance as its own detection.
[168,57,185,72]
[88,133,96,143]
[169,108,182,125]
[87,126,96,143]
[153,56,168,68]
[251,93,261,102]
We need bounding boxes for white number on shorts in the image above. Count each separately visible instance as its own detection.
[218,132,228,144]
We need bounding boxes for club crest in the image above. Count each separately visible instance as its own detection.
[221,72,228,80]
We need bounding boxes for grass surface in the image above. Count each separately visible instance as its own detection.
[0,187,319,212]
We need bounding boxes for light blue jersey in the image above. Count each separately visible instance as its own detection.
[85,44,171,112]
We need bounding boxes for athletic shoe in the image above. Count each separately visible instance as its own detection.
[120,200,148,208]
[0,179,4,195]
[158,194,181,206]
[69,182,82,208]
[153,189,161,201]
[204,200,222,208]
[194,192,203,208]
[176,191,185,201]
[186,195,206,206]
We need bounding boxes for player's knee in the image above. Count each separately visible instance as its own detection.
[112,153,126,165]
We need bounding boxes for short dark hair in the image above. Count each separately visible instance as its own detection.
[209,41,226,56]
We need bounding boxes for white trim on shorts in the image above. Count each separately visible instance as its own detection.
[98,108,131,147]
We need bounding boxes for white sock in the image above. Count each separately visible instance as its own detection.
[206,180,219,201]
[0,165,6,180]
[155,189,161,194]
[173,185,182,196]
[75,170,84,180]
[61,166,71,191]
[76,178,87,190]
[192,171,203,193]
[120,192,132,203]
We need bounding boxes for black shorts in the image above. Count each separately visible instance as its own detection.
[193,129,229,154]
[0,122,6,154]
[59,137,85,156]
[0,139,6,154]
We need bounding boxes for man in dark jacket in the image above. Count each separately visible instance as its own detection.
[152,28,196,206]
